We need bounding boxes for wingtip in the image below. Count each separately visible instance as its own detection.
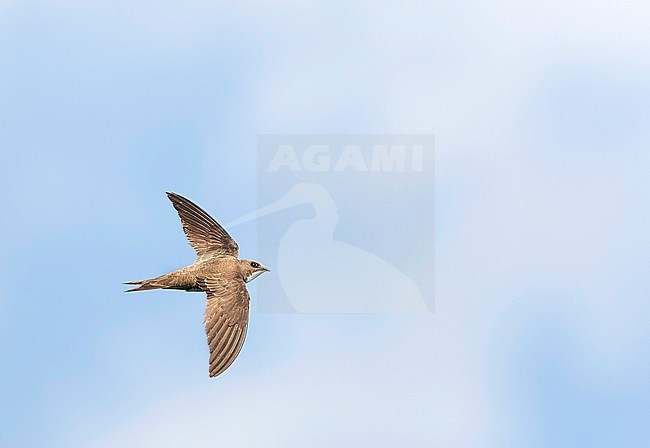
[166,191,186,203]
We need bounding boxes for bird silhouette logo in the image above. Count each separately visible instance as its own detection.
[227,182,427,313]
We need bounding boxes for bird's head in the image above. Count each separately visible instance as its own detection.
[240,259,270,283]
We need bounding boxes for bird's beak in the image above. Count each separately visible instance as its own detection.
[262,266,270,272]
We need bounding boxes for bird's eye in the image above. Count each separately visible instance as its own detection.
[251,262,260,268]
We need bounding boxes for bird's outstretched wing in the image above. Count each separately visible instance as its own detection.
[197,274,250,378]
[166,192,239,258]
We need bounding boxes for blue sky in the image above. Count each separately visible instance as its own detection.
[1,1,649,446]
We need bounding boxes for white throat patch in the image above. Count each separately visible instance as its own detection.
[245,270,264,283]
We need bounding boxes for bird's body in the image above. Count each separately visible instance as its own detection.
[125,192,269,378]
[126,256,258,292]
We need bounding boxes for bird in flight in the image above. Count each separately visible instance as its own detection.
[125,192,269,378]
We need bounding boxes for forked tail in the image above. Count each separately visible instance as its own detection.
[124,268,194,292]
[124,276,165,292]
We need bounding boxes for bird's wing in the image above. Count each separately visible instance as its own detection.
[197,274,250,378]
[166,192,239,258]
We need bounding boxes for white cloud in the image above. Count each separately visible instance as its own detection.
[82,315,492,447]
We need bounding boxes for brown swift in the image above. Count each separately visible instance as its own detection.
[125,192,269,378]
